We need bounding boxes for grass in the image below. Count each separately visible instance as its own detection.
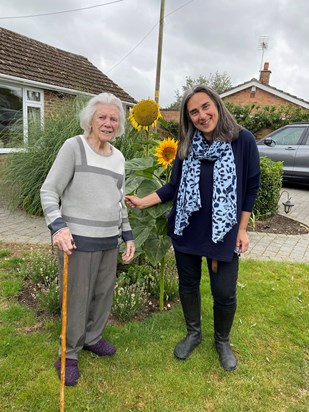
[0,246,308,412]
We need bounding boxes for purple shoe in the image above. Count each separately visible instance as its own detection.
[54,358,79,386]
[84,338,116,356]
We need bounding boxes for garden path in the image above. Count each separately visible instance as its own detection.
[0,185,308,262]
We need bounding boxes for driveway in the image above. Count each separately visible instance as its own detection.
[0,184,308,262]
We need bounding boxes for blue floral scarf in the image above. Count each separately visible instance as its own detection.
[174,130,237,243]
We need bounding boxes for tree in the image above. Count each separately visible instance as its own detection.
[167,72,232,110]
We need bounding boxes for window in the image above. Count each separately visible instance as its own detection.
[0,83,44,151]
[27,107,42,145]
[24,88,44,145]
[271,126,306,145]
[0,85,23,148]
[27,90,41,102]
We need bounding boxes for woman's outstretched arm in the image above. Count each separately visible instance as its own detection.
[125,192,162,209]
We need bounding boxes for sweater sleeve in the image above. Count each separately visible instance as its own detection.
[120,169,134,242]
[241,131,261,212]
[40,139,76,234]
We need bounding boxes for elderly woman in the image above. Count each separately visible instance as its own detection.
[126,85,260,372]
[41,92,135,386]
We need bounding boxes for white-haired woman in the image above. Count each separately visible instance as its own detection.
[126,85,260,371]
[41,92,135,386]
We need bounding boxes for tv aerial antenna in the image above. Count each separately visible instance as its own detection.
[258,36,269,71]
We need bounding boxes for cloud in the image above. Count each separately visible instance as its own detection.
[1,0,308,107]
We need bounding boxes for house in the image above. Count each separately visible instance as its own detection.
[221,62,309,110]
[0,27,136,153]
[161,63,309,126]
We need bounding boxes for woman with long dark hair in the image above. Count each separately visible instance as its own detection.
[126,85,260,371]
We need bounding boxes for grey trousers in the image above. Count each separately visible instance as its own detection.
[58,248,118,360]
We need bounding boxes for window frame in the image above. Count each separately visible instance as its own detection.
[0,82,44,153]
[23,87,44,145]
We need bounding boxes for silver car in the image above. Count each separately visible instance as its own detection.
[257,123,309,184]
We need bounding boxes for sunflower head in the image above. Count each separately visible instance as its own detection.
[128,98,161,131]
[154,137,178,169]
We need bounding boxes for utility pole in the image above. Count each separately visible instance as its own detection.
[154,0,165,104]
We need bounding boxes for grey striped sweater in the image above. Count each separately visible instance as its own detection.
[40,135,133,251]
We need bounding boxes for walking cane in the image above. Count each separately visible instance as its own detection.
[60,252,69,412]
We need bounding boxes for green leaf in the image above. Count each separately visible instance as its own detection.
[147,202,171,219]
[153,214,169,235]
[143,235,172,265]
[132,225,153,249]
[135,169,158,179]
[125,175,144,194]
[125,157,154,171]
[137,180,161,197]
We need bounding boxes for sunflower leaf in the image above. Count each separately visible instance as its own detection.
[125,157,154,171]
[143,235,172,266]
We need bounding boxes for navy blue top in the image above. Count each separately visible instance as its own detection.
[156,129,260,262]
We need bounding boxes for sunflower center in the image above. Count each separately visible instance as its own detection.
[132,100,160,126]
[162,148,175,160]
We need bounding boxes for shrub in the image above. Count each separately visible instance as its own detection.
[112,274,149,322]
[253,157,283,219]
[158,117,179,139]
[20,250,58,285]
[119,260,178,302]
[20,249,60,315]
[120,264,156,290]
[37,281,60,315]
[19,250,152,320]
[225,102,309,136]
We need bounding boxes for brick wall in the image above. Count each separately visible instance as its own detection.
[161,110,179,122]
[44,90,77,114]
[222,87,299,108]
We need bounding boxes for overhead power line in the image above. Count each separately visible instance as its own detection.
[0,0,124,20]
[165,0,195,18]
[1,0,195,79]
[106,22,159,74]
[106,0,195,74]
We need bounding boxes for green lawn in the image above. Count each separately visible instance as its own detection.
[0,246,308,412]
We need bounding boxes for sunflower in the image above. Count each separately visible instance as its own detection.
[128,98,162,131]
[154,137,178,169]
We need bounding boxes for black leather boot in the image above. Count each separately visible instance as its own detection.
[214,307,237,371]
[174,291,202,360]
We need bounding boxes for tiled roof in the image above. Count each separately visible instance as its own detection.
[222,78,309,107]
[0,27,136,104]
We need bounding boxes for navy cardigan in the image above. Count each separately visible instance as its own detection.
[156,129,260,262]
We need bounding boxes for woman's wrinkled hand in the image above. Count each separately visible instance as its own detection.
[122,240,135,262]
[52,227,76,255]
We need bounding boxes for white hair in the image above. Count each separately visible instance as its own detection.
[79,92,125,138]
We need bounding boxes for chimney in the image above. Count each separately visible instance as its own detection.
[259,62,271,85]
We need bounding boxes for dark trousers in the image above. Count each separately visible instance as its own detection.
[174,251,239,311]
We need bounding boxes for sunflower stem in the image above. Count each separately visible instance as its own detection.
[153,172,164,186]
[166,165,172,182]
[145,129,150,157]
[159,256,165,311]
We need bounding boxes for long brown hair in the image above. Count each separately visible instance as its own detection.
[178,85,241,160]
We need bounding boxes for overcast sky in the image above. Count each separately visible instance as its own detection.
[1,0,309,107]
